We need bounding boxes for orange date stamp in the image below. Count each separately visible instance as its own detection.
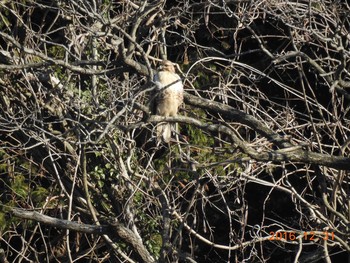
[269,231,335,241]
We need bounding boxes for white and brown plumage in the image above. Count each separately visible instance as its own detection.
[154,60,184,143]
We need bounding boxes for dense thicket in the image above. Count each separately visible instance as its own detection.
[0,1,349,262]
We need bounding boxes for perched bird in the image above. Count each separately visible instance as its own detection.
[153,60,184,143]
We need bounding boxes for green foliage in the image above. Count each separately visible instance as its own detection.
[193,64,219,90]
[31,186,49,206]
[137,210,162,259]
[311,2,323,11]
[194,70,211,90]
[0,150,51,232]
[0,211,7,233]
[0,200,20,234]
[47,46,65,60]
[187,124,213,146]
[0,8,11,30]
[80,88,93,114]
[12,174,29,199]
[91,164,107,188]
[146,233,162,258]
[0,150,8,172]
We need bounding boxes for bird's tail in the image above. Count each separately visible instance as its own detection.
[157,123,171,143]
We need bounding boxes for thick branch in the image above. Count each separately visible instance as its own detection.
[10,208,155,263]
[183,93,293,149]
[109,219,155,263]
[148,115,350,170]
[10,208,105,234]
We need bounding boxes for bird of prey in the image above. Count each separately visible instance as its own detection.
[153,60,184,143]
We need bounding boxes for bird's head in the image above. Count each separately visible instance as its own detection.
[161,60,176,73]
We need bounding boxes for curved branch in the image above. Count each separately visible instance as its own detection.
[183,93,293,149]
[10,207,155,263]
[148,115,350,170]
